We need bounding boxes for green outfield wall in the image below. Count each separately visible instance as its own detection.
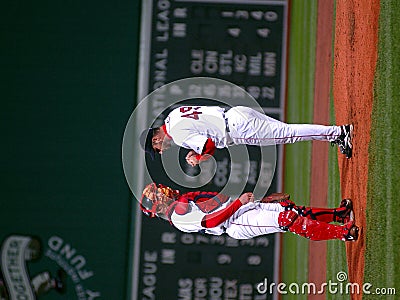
[0,1,141,299]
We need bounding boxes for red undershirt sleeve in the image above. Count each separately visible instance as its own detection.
[195,138,216,161]
[201,199,243,228]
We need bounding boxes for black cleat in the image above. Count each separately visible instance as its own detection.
[332,124,353,158]
[343,221,359,241]
[335,199,354,223]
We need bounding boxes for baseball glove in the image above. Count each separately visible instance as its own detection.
[260,192,290,203]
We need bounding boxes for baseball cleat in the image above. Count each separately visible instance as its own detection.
[342,221,359,241]
[339,198,353,210]
[336,199,354,223]
[341,210,355,223]
[332,124,353,158]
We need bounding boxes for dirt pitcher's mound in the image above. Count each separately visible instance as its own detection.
[333,1,379,299]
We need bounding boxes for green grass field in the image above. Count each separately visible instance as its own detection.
[363,1,400,298]
[327,1,400,299]
[282,0,317,299]
[326,2,348,300]
[285,1,399,299]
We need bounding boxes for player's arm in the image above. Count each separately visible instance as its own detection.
[201,193,254,228]
[174,191,221,214]
[174,196,190,214]
[186,138,216,166]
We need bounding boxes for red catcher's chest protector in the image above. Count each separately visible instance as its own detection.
[183,191,230,213]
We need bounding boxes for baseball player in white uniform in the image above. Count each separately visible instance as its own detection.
[140,106,354,164]
[140,183,359,241]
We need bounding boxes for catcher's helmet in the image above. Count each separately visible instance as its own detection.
[140,183,158,217]
[140,183,179,218]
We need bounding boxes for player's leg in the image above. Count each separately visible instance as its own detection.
[226,106,343,145]
[276,198,353,224]
[296,199,354,224]
[278,210,359,241]
[225,204,285,239]
[262,118,353,158]
[274,123,342,143]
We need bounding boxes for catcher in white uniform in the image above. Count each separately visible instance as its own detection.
[140,106,354,164]
[140,183,359,241]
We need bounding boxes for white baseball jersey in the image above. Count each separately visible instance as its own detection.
[164,106,228,154]
[164,105,342,154]
[170,201,285,239]
[171,200,231,235]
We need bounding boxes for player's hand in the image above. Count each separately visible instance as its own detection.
[239,192,254,204]
[185,150,199,167]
